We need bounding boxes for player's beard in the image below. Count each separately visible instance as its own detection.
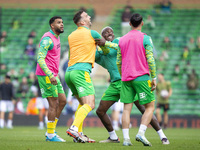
[56,28,64,33]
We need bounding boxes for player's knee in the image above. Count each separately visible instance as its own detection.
[60,98,67,106]
[89,104,95,110]
[96,108,104,117]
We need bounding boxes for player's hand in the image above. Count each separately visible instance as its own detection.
[151,79,157,91]
[50,77,58,85]
[95,38,106,46]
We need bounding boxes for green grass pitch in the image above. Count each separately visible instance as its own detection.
[0,126,200,150]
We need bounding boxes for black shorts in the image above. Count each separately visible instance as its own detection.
[156,103,169,111]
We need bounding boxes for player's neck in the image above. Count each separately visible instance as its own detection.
[132,27,141,31]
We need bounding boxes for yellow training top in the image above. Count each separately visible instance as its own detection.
[68,27,97,68]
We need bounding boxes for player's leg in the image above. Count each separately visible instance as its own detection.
[55,93,66,126]
[0,100,6,128]
[120,81,135,146]
[0,111,5,128]
[134,100,169,144]
[56,76,67,120]
[37,75,64,142]
[111,102,121,131]
[163,112,168,129]
[71,96,95,143]
[7,111,14,129]
[97,101,119,143]
[46,97,59,138]
[66,70,95,143]
[7,101,14,129]
[122,103,134,146]
[163,104,169,129]
[134,80,155,147]
[36,97,45,129]
[134,100,160,130]
[96,100,115,132]
[156,104,162,126]
[97,80,121,143]
[38,109,44,129]
[43,98,49,127]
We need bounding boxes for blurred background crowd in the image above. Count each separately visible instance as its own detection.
[0,0,200,128]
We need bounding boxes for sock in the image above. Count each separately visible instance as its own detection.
[7,119,12,127]
[79,132,83,136]
[71,104,92,132]
[47,121,55,134]
[108,130,118,140]
[122,128,130,139]
[75,104,83,133]
[78,121,83,133]
[113,120,118,129]
[54,118,58,132]
[44,116,48,126]
[157,129,167,140]
[138,124,147,136]
[0,119,4,128]
[39,121,44,128]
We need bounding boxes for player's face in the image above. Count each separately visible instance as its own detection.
[158,74,164,82]
[52,18,64,34]
[102,28,114,42]
[81,12,92,27]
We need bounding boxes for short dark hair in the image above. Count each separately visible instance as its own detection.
[49,16,62,27]
[73,10,84,24]
[130,13,143,27]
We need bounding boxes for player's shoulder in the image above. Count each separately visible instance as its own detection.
[143,34,152,40]
[143,34,153,46]
[112,37,120,44]
[40,36,53,45]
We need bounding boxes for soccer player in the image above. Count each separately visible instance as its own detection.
[118,13,156,147]
[95,27,169,145]
[0,75,15,129]
[65,10,109,143]
[36,16,67,142]
[156,73,172,129]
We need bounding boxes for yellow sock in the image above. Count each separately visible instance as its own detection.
[54,118,58,132]
[47,122,55,134]
[72,104,92,129]
[78,121,83,133]
[75,104,82,117]
[75,104,83,133]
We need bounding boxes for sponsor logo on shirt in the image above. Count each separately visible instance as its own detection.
[57,43,60,49]
[139,92,147,100]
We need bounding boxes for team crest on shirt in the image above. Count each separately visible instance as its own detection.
[41,88,45,94]
[78,87,84,93]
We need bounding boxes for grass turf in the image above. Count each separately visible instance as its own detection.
[0,126,200,150]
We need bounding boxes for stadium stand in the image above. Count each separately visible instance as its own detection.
[0,7,200,116]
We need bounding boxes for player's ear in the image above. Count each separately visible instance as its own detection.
[79,19,85,25]
[129,22,131,26]
[50,23,54,30]
[141,21,144,26]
